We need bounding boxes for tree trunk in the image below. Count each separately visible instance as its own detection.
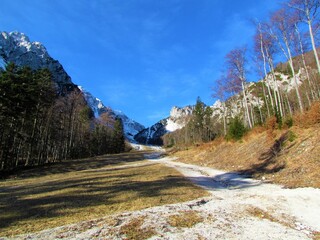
[308,20,320,74]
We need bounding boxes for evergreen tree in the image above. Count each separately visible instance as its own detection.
[227,117,246,140]
[112,118,125,153]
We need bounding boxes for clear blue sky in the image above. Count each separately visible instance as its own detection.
[0,0,283,127]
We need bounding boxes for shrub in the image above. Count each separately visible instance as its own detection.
[227,117,246,141]
[287,130,297,142]
[284,117,293,128]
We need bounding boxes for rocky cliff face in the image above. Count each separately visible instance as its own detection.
[134,106,193,145]
[0,31,75,93]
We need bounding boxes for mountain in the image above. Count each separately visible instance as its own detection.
[0,31,76,93]
[134,106,193,145]
[0,31,145,142]
[78,86,105,118]
[78,86,145,142]
[114,110,146,142]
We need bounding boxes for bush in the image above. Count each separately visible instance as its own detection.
[284,117,293,128]
[287,130,297,142]
[227,117,246,141]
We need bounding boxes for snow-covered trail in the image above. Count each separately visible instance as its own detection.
[145,152,320,238]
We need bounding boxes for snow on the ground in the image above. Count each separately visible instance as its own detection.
[5,152,320,240]
[150,156,320,232]
[130,143,164,152]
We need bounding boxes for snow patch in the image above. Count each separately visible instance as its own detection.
[165,118,184,132]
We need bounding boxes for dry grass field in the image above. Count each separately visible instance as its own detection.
[0,150,208,237]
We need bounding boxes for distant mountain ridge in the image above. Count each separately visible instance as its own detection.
[0,31,145,142]
[79,86,145,142]
[134,106,193,145]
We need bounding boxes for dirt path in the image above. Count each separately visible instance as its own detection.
[145,152,320,239]
[6,151,320,240]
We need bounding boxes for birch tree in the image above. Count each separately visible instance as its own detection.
[212,75,229,136]
[226,47,253,129]
[271,8,304,112]
[288,0,320,74]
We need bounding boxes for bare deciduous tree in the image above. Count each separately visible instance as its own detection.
[226,47,253,128]
[288,0,320,74]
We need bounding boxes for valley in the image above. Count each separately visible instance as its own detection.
[1,146,319,240]
[1,0,320,239]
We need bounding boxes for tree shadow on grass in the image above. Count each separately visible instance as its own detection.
[239,132,289,177]
[185,132,293,191]
[0,150,154,179]
[0,164,201,235]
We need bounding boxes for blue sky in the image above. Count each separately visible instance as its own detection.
[0,0,283,127]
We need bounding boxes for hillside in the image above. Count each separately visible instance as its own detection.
[170,103,320,189]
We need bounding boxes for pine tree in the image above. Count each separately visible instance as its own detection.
[112,118,125,153]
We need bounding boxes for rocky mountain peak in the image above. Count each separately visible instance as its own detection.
[0,31,73,91]
[134,105,194,145]
[170,106,193,119]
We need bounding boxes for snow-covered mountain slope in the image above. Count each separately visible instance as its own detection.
[113,110,145,142]
[166,106,193,131]
[0,31,75,92]
[78,86,105,118]
[134,106,193,145]
[78,86,145,142]
[0,31,145,142]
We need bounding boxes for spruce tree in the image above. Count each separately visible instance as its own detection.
[112,118,125,153]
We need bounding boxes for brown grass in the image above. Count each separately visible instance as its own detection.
[168,210,204,228]
[119,216,156,240]
[294,101,320,127]
[0,151,208,237]
[313,231,320,240]
[171,122,320,188]
[246,206,295,229]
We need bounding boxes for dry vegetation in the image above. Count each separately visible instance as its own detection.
[119,216,156,240]
[170,102,320,188]
[0,151,208,237]
[246,206,295,228]
[168,210,204,228]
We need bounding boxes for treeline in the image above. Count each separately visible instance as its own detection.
[0,63,125,172]
[163,0,320,147]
